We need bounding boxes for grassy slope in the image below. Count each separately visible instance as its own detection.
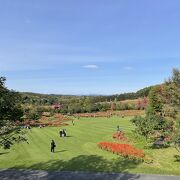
[0,116,179,175]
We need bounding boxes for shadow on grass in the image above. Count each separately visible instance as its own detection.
[174,155,180,162]
[65,135,73,138]
[10,155,142,179]
[54,150,67,153]
[0,155,140,180]
[0,152,9,155]
[145,144,170,150]
[59,135,73,138]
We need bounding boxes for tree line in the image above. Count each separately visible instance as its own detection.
[20,85,153,117]
[21,86,153,106]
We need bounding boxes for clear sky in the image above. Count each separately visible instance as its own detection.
[0,0,180,95]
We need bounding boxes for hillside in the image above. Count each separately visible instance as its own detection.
[20,85,155,106]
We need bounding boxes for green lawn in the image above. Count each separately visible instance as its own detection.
[0,116,179,175]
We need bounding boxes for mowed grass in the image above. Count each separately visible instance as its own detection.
[0,116,179,175]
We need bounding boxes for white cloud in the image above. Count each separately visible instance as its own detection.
[124,66,133,70]
[83,65,98,69]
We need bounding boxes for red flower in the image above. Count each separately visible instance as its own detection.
[112,132,129,142]
[98,142,145,159]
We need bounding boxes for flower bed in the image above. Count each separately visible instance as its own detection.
[114,110,145,116]
[37,113,72,126]
[54,114,71,121]
[112,131,129,142]
[98,142,145,160]
[73,110,144,118]
[73,111,113,118]
[18,113,71,127]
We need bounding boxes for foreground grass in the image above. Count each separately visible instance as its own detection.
[0,116,179,175]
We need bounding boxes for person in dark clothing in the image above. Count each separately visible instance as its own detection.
[117,125,120,132]
[51,140,56,152]
[72,119,75,126]
[59,130,62,137]
[62,129,66,137]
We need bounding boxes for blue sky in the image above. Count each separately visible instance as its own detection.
[0,0,180,95]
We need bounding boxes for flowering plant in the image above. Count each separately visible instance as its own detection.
[98,142,145,160]
[113,132,129,142]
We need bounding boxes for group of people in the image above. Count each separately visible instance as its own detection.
[39,125,45,128]
[50,129,67,153]
[50,129,68,153]
[22,125,31,129]
[59,129,67,137]
[50,119,77,153]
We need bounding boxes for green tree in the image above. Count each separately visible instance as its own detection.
[131,114,172,139]
[165,69,180,151]
[146,85,164,115]
[0,77,26,149]
[173,119,180,152]
[132,68,180,144]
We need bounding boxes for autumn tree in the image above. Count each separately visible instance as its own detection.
[132,68,180,144]
[165,68,180,151]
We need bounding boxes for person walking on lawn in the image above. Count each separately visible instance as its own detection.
[72,119,75,126]
[51,140,56,153]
